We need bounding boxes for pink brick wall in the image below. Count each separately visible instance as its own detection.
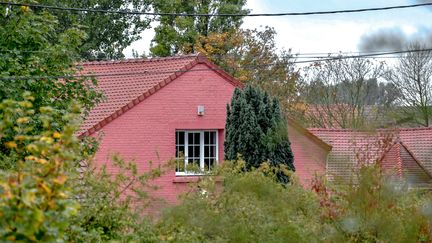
[288,123,329,187]
[92,64,236,204]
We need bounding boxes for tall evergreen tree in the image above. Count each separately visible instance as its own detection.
[224,86,295,181]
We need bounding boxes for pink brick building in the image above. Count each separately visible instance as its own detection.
[78,54,328,203]
[78,54,240,204]
[78,54,432,205]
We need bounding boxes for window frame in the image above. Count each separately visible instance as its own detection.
[175,130,219,176]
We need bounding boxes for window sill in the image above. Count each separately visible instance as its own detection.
[172,175,223,183]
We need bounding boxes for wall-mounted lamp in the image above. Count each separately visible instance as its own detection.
[197,105,205,116]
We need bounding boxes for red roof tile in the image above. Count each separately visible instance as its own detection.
[398,127,432,174]
[287,118,332,151]
[308,127,432,184]
[78,54,242,136]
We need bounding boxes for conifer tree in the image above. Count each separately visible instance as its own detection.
[224,86,295,181]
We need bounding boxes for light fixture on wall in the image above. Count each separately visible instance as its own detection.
[197,105,205,116]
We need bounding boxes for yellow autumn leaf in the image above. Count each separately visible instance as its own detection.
[5,141,17,149]
[14,135,26,141]
[26,144,38,152]
[22,191,36,206]
[16,117,29,124]
[52,132,61,139]
[25,155,37,161]
[20,5,30,13]
[53,175,67,185]
[48,200,56,209]
[37,158,48,164]
[40,136,54,144]
[39,182,52,196]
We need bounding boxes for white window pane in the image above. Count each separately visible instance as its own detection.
[176,130,218,175]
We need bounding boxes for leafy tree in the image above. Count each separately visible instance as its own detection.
[196,27,301,116]
[0,3,103,167]
[37,0,152,60]
[224,86,295,182]
[0,94,81,241]
[150,0,249,57]
[0,3,102,114]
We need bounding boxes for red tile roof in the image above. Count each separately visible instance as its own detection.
[308,127,432,185]
[78,54,242,136]
[287,118,332,151]
[398,127,432,174]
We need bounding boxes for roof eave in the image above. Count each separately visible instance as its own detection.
[79,54,243,137]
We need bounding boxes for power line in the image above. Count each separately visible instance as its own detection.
[0,48,431,81]
[1,2,432,17]
[0,48,425,56]
[1,47,431,61]
[294,48,432,63]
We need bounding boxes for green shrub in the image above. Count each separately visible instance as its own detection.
[0,94,81,241]
[315,165,432,242]
[156,161,321,242]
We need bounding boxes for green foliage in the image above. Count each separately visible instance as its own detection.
[326,165,431,242]
[313,165,432,242]
[196,27,301,116]
[0,3,103,112]
[0,94,81,241]
[0,3,103,169]
[150,0,249,56]
[66,155,163,241]
[147,162,432,242]
[156,162,320,242]
[225,86,295,181]
[35,0,152,60]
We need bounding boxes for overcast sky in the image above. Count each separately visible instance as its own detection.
[123,0,432,57]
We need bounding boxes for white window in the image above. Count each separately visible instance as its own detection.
[175,130,218,175]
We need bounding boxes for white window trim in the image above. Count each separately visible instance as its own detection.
[176,130,218,176]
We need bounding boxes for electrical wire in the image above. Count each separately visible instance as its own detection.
[0,2,431,17]
[1,47,431,62]
[0,49,428,81]
[0,48,431,81]
[0,48,427,57]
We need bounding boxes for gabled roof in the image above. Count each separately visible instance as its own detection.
[287,118,332,151]
[308,127,432,182]
[398,127,432,174]
[78,54,242,136]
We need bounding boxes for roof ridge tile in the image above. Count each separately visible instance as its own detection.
[80,54,200,66]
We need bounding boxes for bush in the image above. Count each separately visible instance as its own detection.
[156,161,321,242]
[314,165,432,242]
[150,162,432,242]
[66,155,163,241]
[0,94,81,241]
